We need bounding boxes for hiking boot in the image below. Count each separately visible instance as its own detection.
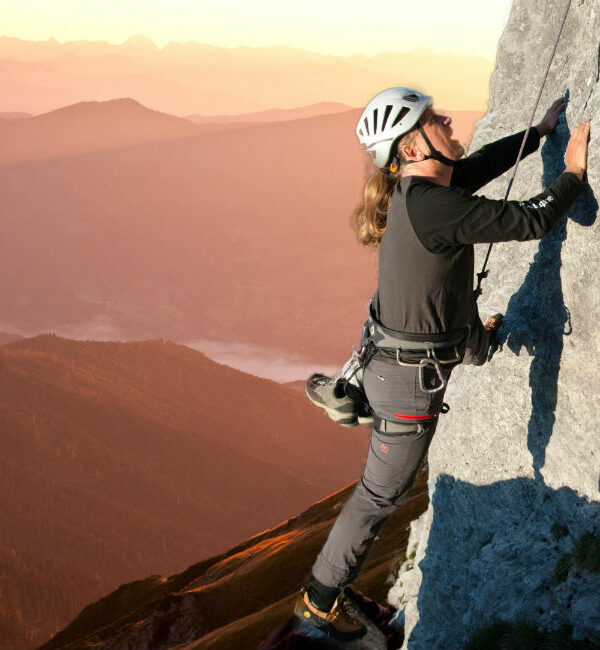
[484,313,504,333]
[294,588,367,641]
[305,374,359,427]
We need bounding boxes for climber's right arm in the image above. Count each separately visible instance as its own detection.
[563,120,590,181]
[409,121,590,253]
[407,171,584,253]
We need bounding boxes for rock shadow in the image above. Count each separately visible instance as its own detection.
[408,99,600,648]
[493,96,597,480]
[408,475,600,649]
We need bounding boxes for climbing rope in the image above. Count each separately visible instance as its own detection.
[474,0,573,300]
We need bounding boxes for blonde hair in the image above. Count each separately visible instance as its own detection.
[354,125,421,247]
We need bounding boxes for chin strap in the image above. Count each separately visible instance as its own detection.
[417,125,457,167]
[393,122,457,169]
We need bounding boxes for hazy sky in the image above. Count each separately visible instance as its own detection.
[3,0,514,60]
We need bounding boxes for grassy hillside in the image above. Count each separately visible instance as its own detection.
[0,334,368,648]
[37,469,428,649]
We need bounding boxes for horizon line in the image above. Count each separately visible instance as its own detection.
[0,33,496,63]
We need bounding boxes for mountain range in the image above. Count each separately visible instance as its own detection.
[0,36,493,115]
[0,333,368,648]
[0,99,483,375]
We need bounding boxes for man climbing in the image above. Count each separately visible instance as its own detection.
[294,87,590,640]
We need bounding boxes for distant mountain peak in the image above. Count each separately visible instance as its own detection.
[122,34,158,50]
[103,97,145,108]
[38,97,169,120]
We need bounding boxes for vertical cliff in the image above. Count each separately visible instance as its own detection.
[389,1,600,647]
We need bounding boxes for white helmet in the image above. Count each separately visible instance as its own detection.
[356,88,432,168]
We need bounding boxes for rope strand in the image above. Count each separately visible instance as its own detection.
[474,0,572,300]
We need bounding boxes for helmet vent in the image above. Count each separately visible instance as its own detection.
[363,117,370,136]
[381,104,393,130]
[373,108,378,132]
[391,106,410,128]
[403,93,419,102]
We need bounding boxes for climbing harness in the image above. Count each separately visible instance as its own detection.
[339,304,465,397]
[366,306,464,394]
[335,306,458,428]
[474,0,573,300]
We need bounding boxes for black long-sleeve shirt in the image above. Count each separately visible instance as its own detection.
[372,128,584,336]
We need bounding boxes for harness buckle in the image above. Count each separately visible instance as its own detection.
[433,346,461,365]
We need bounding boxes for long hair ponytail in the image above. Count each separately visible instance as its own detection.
[354,171,398,247]
[353,127,420,247]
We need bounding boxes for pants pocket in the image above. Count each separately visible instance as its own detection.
[363,356,450,422]
[361,421,436,502]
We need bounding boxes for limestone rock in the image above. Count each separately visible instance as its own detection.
[389,1,600,647]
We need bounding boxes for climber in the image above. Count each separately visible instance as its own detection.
[294,87,590,640]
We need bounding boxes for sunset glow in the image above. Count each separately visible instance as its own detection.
[4,0,513,60]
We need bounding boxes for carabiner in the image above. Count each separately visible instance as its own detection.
[419,358,446,394]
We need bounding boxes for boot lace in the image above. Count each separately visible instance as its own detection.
[329,594,358,619]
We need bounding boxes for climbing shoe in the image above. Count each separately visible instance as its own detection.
[484,313,504,333]
[305,374,359,427]
[294,588,367,640]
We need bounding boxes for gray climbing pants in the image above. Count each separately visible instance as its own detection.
[310,307,491,589]
[310,415,436,589]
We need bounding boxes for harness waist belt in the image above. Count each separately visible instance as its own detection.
[367,305,466,353]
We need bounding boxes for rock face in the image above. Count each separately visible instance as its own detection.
[389,1,600,647]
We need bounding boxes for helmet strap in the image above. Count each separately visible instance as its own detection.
[416,124,456,167]
[388,121,456,169]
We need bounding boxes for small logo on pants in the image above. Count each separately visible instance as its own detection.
[380,443,389,454]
